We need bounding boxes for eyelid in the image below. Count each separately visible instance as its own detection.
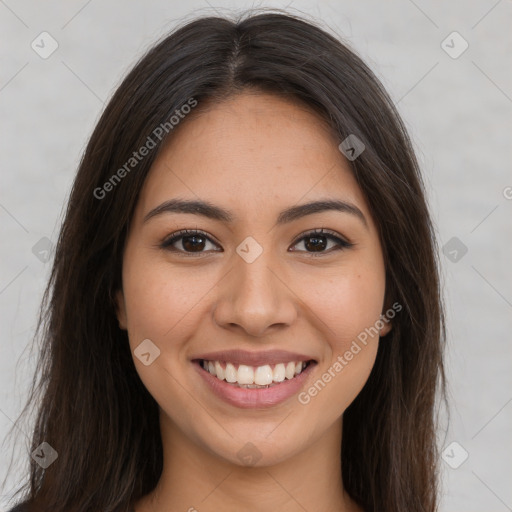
[160,228,221,250]
[160,227,353,254]
[290,227,352,248]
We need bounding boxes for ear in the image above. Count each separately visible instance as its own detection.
[380,285,395,337]
[379,314,392,337]
[379,296,394,337]
[115,289,128,330]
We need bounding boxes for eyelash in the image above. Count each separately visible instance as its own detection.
[159,228,353,257]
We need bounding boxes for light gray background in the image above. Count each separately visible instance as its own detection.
[1,1,511,511]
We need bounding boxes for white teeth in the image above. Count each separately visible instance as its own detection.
[285,362,296,379]
[201,359,310,386]
[254,365,273,385]
[237,364,254,384]
[225,362,237,383]
[273,363,286,382]
[215,361,225,380]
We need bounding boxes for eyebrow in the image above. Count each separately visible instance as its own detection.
[143,197,368,228]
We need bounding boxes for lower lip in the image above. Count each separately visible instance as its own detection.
[193,361,316,409]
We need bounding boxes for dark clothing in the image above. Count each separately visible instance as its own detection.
[7,505,28,512]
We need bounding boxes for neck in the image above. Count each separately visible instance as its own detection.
[135,412,362,512]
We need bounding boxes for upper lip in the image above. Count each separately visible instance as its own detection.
[191,349,316,367]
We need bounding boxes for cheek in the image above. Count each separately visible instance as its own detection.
[295,264,385,410]
[301,264,386,344]
[121,252,217,341]
[120,251,217,411]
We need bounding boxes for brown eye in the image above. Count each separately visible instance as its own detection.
[303,234,329,252]
[181,233,206,252]
[290,229,353,255]
[161,230,221,254]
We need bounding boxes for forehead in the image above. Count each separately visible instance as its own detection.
[136,92,370,224]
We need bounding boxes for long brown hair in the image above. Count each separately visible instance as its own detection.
[4,10,446,512]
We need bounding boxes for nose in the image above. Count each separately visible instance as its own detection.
[212,247,298,338]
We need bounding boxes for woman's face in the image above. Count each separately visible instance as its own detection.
[116,92,390,467]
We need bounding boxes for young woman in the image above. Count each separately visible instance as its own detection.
[4,10,446,512]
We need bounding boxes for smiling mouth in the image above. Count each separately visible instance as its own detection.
[195,359,316,389]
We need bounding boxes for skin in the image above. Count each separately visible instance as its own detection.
[116,91,391,512]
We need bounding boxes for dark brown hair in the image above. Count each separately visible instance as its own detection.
[4,9,446,512]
